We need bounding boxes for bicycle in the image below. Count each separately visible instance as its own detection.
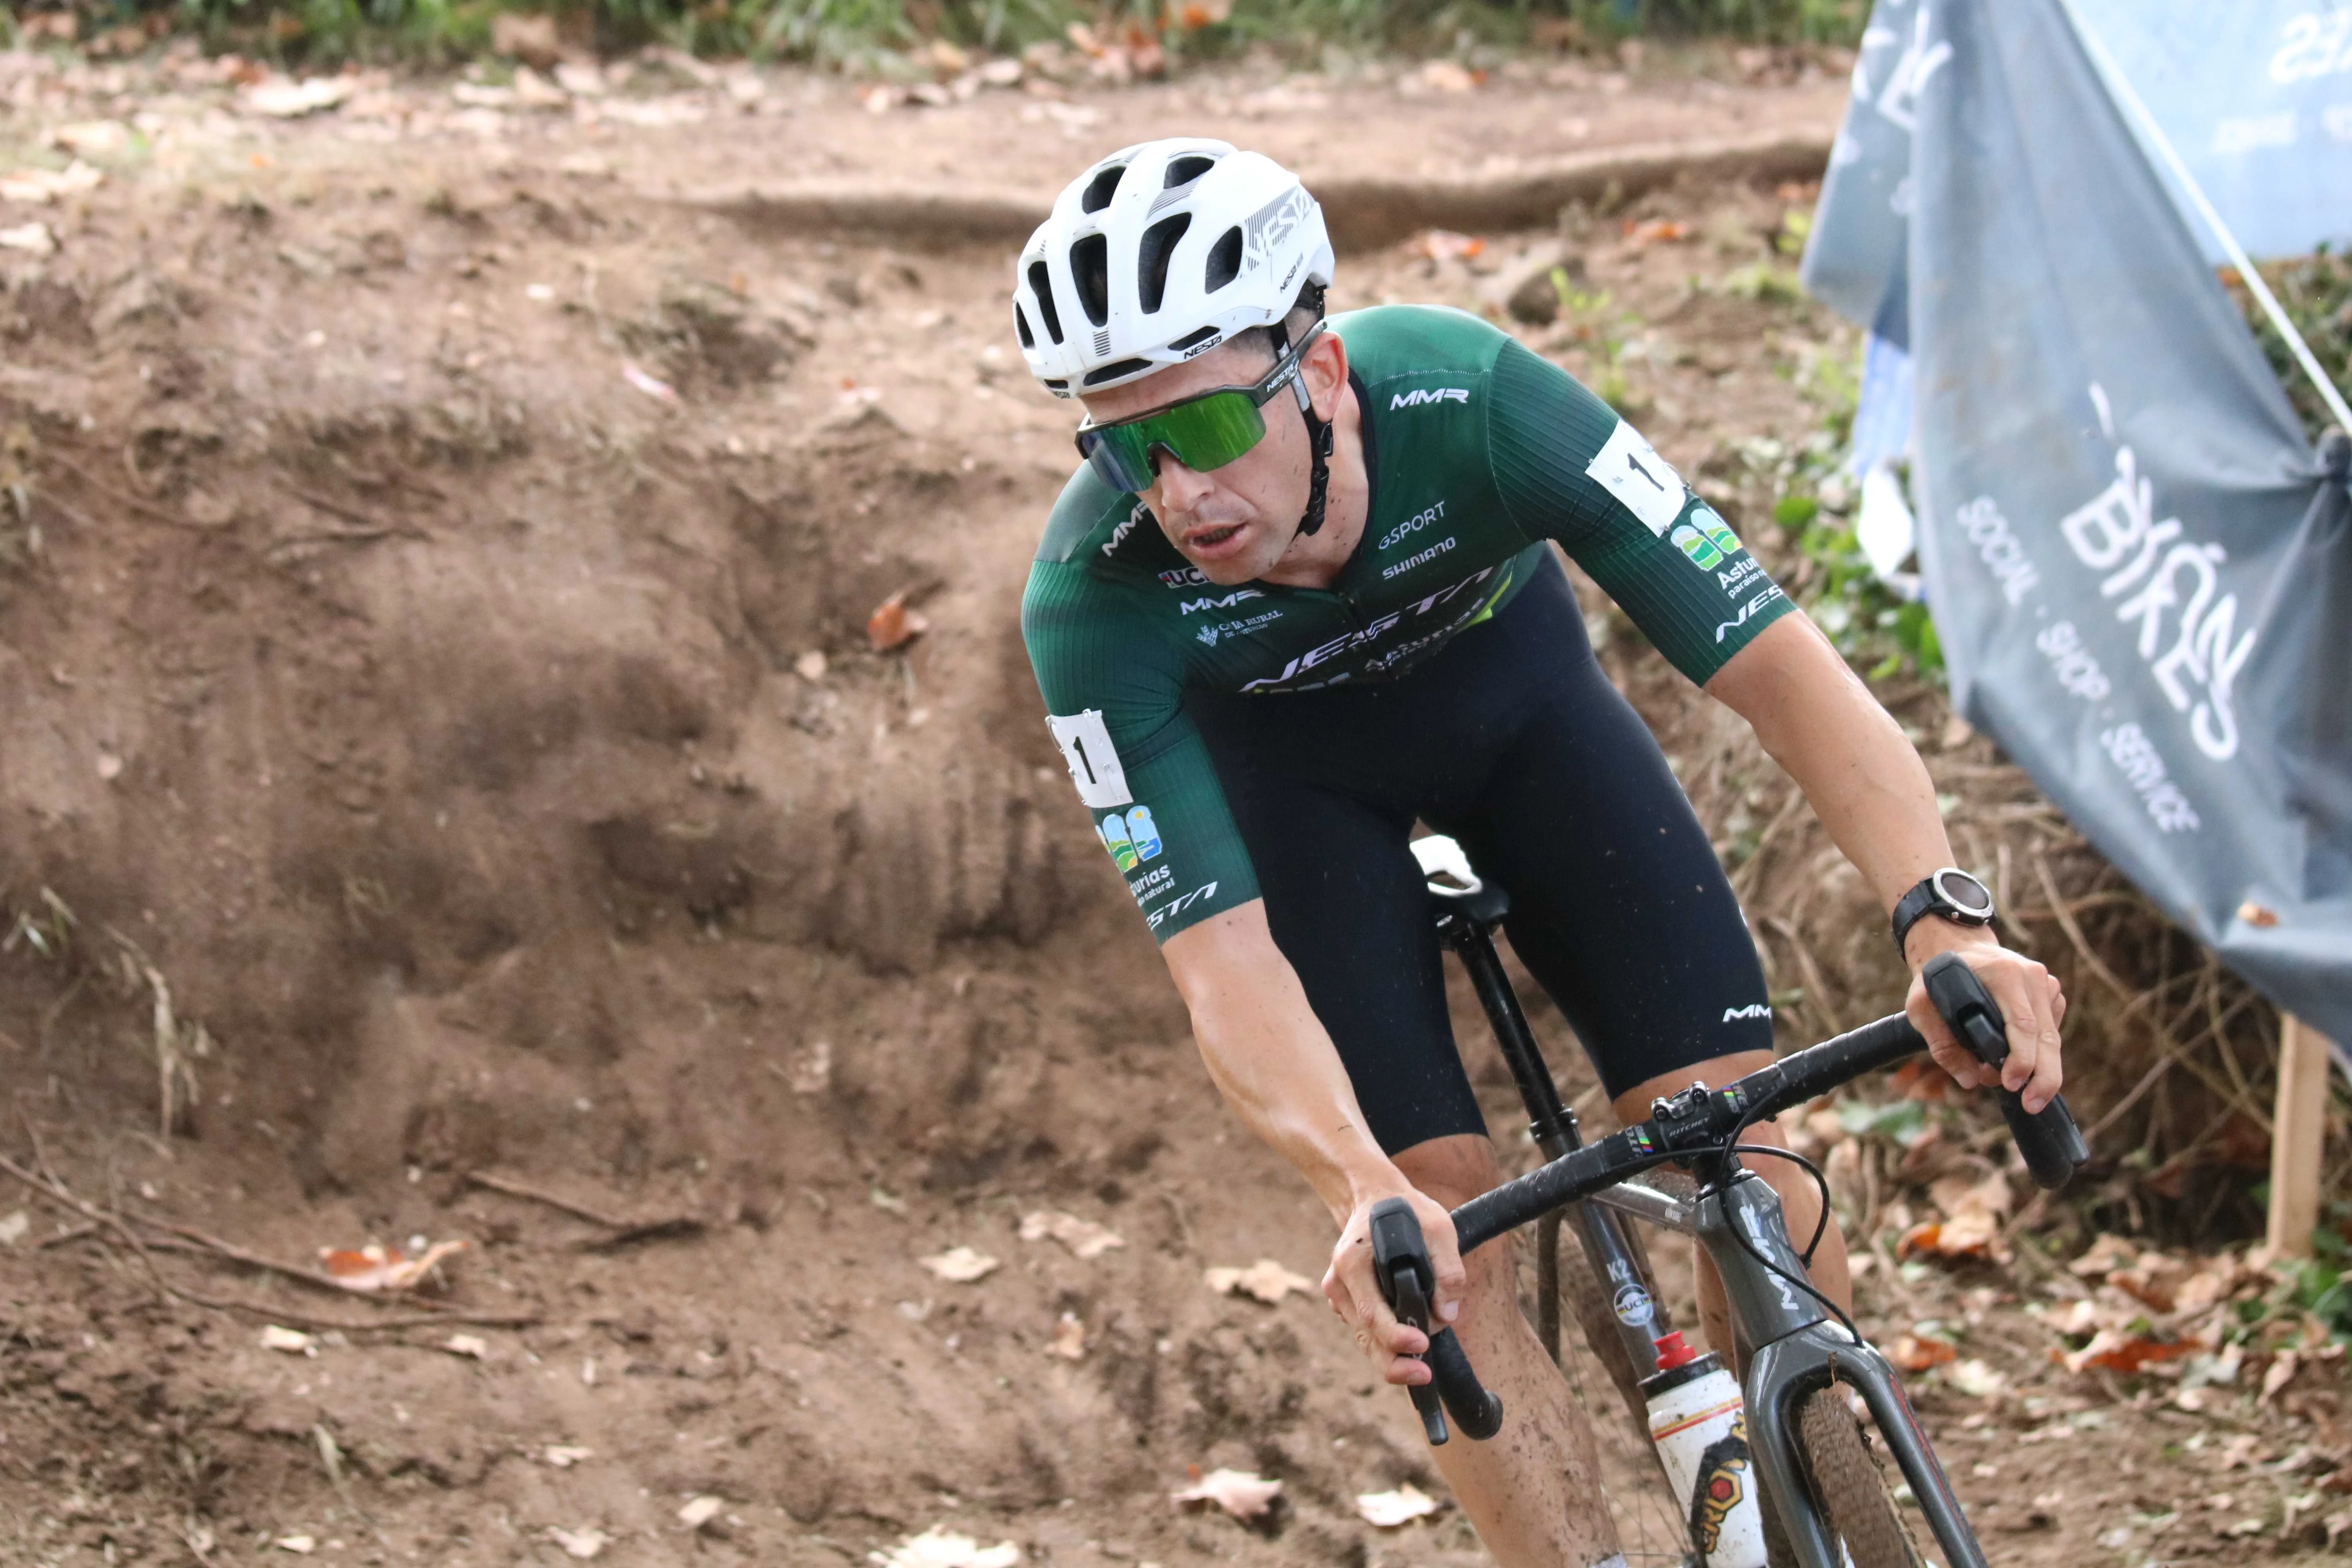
[1381,834,2090,1568]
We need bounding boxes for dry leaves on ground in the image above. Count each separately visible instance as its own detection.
[1356,1485,1440,1527]
[869,1527,1022,1568]
[260,1325,316,1355]
[1406,229,1486,263]
[1897,1171,2013,1264]
[1019,1210,1126,1259]
[1173,1466,1283,1519]
[318,1238,469,1292]
[546,1526,609,1560]
[867,590,930,652]
[1048,1312,1085,1361]
[677,1495,724,1530]
[919,1245,1000,1283]
[1204,1258,1318,1304]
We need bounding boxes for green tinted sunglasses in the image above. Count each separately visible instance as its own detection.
[1075,327,1323,495]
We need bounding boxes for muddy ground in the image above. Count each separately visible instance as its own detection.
[0,43,2339,1568]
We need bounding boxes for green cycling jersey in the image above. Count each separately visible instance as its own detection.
[1022,304,1793,942]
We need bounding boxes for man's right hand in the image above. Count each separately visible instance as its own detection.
[1321,1181,1466,1387]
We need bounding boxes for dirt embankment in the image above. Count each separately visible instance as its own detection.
[0,50,2331,1568]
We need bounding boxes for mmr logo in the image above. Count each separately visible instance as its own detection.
[1390,388,1470,410]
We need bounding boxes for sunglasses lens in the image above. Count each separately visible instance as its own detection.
[1151,390,1267,473]
[1078,425,1155,494]
[1076,390,1270,495]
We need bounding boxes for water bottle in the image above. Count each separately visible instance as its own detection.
[1642,1332,1768,1568]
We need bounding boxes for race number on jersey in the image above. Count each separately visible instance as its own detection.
[1585,418,1689,537]
[1046,710,1133,808]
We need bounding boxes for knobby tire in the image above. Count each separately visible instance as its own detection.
[1757,1382,1924,1568]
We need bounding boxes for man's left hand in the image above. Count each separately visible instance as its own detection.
[1902,926,2067,1112]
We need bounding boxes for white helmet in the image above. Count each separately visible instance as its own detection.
[1013,138,1336,397]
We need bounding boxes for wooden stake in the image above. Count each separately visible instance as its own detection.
[2267,1015,2335,1258]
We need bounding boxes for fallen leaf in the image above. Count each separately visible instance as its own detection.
[1945,1358,2007,1397]
[793,650,828,682]
[867,590,930,652]
[0,222,57,256]
[316,1238,469,1292]
[1173,1466,1283,1519]
[1019,1210,1127,1259]
[1406,229,1485,263]
[260,1325,316,1355]
[2263,1350,2301,1403]
[544,1445,594,1468]
[245,77,353,117]
[547,1526,608,1560]
[0,1209,27,1246]
[785,1039,832,1095]
[621,362,678,402]
[1356,1484,1439,1527]
[868,1526,1022,1568]
[275,1536,316,1555]
[1204,1259,1318,1304]
[919,1246,1000,1283]
[2061,1328,2197,1375]
[0,160,103,205]
[441,1334,489,1360]
[1416,59,1480,92]
[1048,1312,1085,1361]
[2108,1254,2187,1313]
[1889,1333,1958,1373]
[49,121,129,156]
[1622,218,1692,244]
[677,1495,724,1529]
[2070,1233,2136,1278]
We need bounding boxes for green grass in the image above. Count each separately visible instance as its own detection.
[15,0,1864,67]
[2227,248,2352,446]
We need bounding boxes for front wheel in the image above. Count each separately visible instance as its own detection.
[1759,1382,1923,1568]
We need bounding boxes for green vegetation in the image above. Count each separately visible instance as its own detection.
[6,0,1863,67]
[2227,248,2352,445]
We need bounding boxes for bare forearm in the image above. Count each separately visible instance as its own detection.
[1706,614,1956,912]
[1162,903,1400,1219]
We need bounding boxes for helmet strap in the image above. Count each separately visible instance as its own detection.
[1294,379,1334,538]
[1270,285,1334,539]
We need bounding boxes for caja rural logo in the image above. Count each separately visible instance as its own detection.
[1098,806,1164,871]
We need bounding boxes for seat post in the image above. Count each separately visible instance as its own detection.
[1434,904,1581,1160]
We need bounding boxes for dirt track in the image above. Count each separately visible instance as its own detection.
[0,46,2336,1568]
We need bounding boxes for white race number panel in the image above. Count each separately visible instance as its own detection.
[1586,418,1690,537]
[1045,710,1132,808]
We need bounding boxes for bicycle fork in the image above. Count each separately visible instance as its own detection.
[1705,1176,1987,1568]
[1437,908,1667,1372]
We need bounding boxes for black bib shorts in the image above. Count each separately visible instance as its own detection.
[1187,551,1775,1156]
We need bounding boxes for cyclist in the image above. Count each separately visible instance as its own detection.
[1016,140,2067,1568]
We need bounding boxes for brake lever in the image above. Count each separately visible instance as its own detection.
[1922,951,2089,1189]
[1368,1197,1502,1444]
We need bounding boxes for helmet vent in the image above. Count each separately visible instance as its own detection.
[1070,233,1111,328]
[1136,212,1191,314]
[1169,325,1220,352]
[1080,163,1127,215]
[1083,358,1152,386]
[1093,328,1112,356]
[1163,154,1217,189]
[1026,260,1064,345]
[1204,225,1243,293]
[1014,304,1034,349]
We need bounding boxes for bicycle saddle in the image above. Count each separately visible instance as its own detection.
[1411,833,1512,926]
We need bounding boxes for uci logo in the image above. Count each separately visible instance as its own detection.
[1390,388,1470,410]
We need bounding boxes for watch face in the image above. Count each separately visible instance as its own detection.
[1931,868,1994,918]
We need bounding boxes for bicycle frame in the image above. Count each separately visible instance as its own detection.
[1414,834,1993,1568]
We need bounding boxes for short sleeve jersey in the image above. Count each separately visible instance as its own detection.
[1021,305,1792,943]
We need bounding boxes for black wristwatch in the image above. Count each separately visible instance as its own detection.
[1891,868,1996,956]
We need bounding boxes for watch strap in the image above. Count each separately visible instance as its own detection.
[1891,868,1996,956]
